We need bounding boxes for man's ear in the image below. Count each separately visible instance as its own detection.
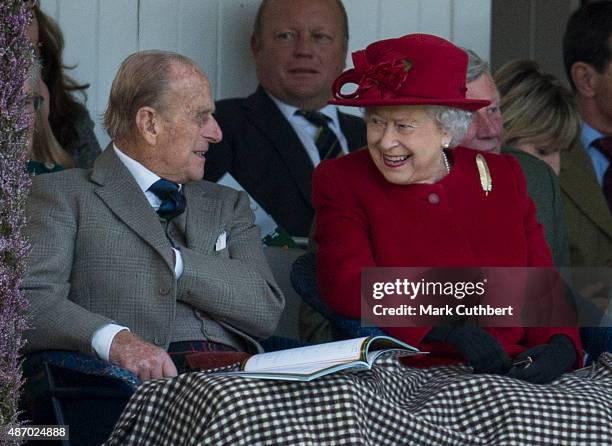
[135,106,160,145]
[250,34,261,57]
[571,62,597,98]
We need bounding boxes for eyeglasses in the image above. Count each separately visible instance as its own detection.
[25,93,43,114]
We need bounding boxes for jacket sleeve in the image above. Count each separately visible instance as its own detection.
[549,172,572,268]
[505,154,555,267]
[505,155,583,366]
[177,190,285,340]
[22,177,113,355]
[313,160,373,319]
[312,160,431,347]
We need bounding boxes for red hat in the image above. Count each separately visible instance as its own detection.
[330,33,489,111]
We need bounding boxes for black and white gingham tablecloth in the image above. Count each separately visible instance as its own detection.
[105,352,612,445]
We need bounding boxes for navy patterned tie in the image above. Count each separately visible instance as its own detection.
[592,137,612,214]
[296,110,342,161]
[148,179,186,220]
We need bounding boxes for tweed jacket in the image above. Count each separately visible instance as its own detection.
[560,144,612,268]
[203,86,367,237]
[22,147,285,356]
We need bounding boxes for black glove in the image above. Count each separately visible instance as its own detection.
[507,334,577,384]
[426,326,511,374]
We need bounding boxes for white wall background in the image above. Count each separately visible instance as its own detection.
[40,0,491,149]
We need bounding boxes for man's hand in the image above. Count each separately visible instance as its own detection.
[109,330,177,381]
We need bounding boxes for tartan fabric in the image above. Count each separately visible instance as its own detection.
[168,340,237,374]
[105,352,612,445]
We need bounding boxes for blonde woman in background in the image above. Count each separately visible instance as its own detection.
[495,59,611,362]
[494,59,581,174]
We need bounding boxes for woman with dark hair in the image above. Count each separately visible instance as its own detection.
[23,59,74,174]
[32,5,101,168]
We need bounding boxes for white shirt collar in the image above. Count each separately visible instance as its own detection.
[580,121,604,150]
[267,92,342,130]
[113,143,160,193]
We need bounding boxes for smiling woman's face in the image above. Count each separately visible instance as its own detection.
[366,105,451,185]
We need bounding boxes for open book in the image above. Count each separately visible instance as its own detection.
[218,336,425,382]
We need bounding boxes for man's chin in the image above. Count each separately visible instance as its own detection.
[470,141,501,154]
[186,158,206,183]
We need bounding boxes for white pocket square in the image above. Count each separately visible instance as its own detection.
[215,231,227,251]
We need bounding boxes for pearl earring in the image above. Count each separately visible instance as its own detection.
[441,151,450,174]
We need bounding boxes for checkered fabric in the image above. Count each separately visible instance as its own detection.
[105,352,612,445]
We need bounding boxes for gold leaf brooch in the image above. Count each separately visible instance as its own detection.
[476,154,492,196]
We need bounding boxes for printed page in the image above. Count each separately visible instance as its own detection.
[247,361,351,375]
[364,336,420,363]
[244,337,369,372]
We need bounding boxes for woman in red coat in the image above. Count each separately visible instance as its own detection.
[314,33,581,384]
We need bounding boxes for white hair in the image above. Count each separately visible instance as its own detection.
[424,105,473,147]
[464,48,490,83]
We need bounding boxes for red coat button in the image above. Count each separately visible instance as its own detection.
[428,193,440,204]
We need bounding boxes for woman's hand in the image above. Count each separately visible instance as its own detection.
[507,334,577,384]
[426,326,512,374]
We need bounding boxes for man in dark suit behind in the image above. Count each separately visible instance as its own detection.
[204,0,367,237]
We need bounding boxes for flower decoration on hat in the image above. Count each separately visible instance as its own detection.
[329,33,490,111]
[352,58,412,100]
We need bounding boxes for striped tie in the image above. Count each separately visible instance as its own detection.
[296,110,341,162]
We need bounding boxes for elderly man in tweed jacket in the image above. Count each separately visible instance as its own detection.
[22,50,284,381]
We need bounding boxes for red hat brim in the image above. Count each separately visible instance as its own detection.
[329,96,490,111]
[329,34,492,112]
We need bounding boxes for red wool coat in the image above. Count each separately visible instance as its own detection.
[313,147,582,366]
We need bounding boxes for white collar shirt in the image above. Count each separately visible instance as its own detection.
[268,93,349,166]
[114,143,169,209]
[580,121,610,186]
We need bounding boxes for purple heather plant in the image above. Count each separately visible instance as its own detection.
[0,0,33,442]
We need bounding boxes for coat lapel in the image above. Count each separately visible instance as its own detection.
[91,146,175,271]
[560,145,612,239]
[183,181,222,252]
[242,86,315,204]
